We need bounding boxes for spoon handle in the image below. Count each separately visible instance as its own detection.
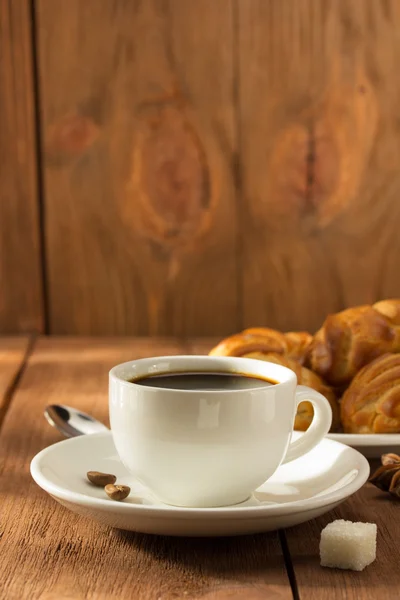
[45,404,109,438]
[71,411,109,435]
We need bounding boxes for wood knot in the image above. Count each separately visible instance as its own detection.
[260,69,377,230]
[126,103,213,249]
[46,113,100,164]
[268,123,339,224]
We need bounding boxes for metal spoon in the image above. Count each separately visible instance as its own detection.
[44,404,108,438]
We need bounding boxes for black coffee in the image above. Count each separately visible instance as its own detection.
[132,371,277,391]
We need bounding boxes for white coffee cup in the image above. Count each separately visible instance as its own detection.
[109,355,332,508]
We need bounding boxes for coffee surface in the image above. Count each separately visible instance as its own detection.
[132,371,276,391]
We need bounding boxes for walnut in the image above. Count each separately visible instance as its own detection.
[369,453,400,498]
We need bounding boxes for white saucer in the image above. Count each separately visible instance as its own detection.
[327,432,400,459]
[30,432,369,537]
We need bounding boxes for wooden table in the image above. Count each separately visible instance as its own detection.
[1,337,399,600]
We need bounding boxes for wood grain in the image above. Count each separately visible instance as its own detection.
[284,464,400,599]
[0,336,31,425]
[0,338,291,600]
[238,0,400,334]
[36,0,239,336]
[0,0,43,333]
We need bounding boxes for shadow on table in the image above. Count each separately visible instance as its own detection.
[113,529,286,581]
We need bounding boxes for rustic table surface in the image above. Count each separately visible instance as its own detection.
[1,336,399,600]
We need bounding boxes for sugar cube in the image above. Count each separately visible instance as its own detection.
[320,519,377,571]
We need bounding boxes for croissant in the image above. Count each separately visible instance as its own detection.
[244,352,340,432]
[373,299,400,325]
[209,328,312,365]
[309,304,400,386]
[341,353,400,433]
[209,329,287,358]
[284,331,313,364]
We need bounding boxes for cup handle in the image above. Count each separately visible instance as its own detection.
[281,385,332,464]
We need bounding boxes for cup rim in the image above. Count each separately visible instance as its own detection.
[109,355,296,394]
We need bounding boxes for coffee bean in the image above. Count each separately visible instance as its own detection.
[105,484,131,501]
[87,471,116,487]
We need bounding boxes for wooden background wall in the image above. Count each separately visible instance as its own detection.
[2,0,400,337]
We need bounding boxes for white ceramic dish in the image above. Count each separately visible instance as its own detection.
[31,432,369,537]
[326,433,400,459]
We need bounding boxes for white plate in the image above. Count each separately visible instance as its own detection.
[326,433,400,458]
[30,432,369,537]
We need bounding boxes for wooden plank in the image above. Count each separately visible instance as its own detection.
[0,336,31,425]
[0,1,43,333]
[36,0,239,336]
[238,0,400,333]
[0,338,291,600]
[284,467,400,599]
